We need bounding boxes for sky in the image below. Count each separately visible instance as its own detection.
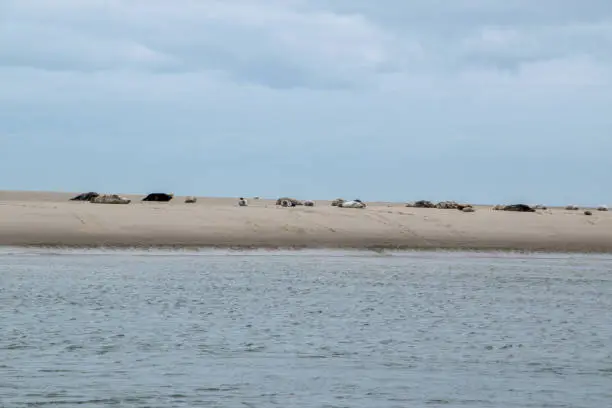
[1,0,611,205]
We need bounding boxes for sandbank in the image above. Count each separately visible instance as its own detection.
[0,191,611,253]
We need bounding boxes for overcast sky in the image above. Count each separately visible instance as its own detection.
[1,0,611,204]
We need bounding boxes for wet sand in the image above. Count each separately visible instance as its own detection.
[0,191,611,253]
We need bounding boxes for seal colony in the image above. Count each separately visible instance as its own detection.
[0,190,611,253]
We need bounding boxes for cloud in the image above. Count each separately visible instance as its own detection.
[1,1,612,203]
[1,0,406,89]
[3,0,611,90]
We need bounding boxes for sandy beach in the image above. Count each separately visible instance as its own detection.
[0,190,611,253]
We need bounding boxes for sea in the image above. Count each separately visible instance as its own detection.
[1,248,611,407]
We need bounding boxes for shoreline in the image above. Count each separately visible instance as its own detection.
[3,244,612,255]
[2,243,612,254]
[3,246,612,261]
[1,191,611,254]
[3,235,612,254]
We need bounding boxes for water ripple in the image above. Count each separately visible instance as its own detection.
[1,251,611,407]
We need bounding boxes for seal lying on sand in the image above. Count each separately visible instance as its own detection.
[90,194,131,204]
[436,201,459,209]
[436,201,473,211]
[276,197,301,207]
[71,192,99,201]
[338,199,366,209]
[501,204,536,213]
[142,193,174,202]
[407,200,436,208]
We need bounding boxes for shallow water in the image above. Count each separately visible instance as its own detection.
[1,249,611,407]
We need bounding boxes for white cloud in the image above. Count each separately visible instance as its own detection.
[1,0,405,88]
[2,0,611,91]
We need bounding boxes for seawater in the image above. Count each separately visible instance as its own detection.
[1,249,611,407]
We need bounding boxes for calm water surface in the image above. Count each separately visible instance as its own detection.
[1,249,611,407]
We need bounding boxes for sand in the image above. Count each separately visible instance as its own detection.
[0,190,611,253]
